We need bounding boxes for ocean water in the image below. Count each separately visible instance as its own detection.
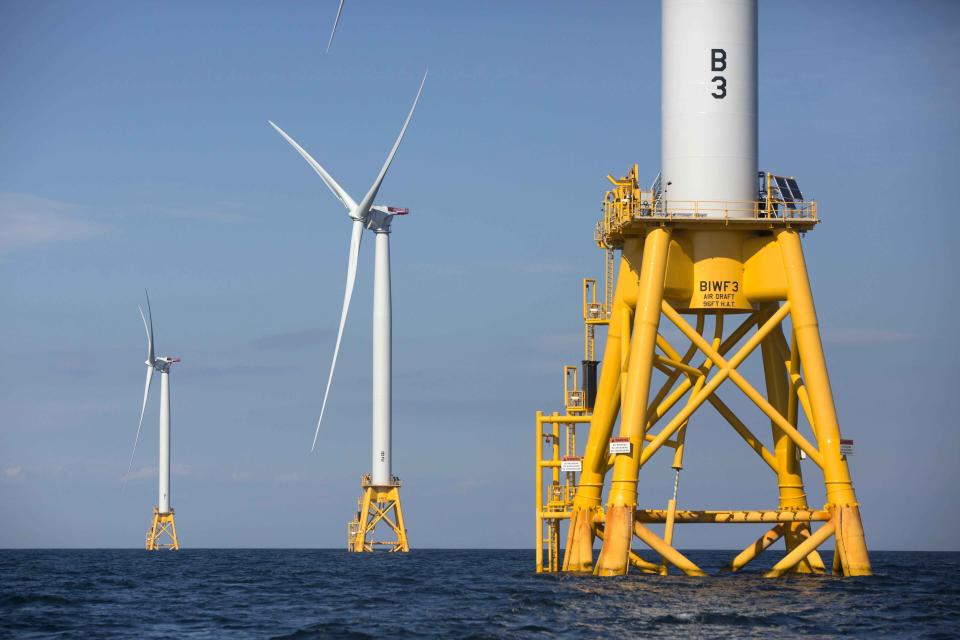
[1,550,958,638]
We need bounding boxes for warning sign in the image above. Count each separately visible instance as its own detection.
[840,439,854,456]
[561,456,583,472]
[609,437,631,455]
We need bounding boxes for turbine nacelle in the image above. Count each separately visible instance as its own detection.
[151,356,181,371]
[366,205,409,233]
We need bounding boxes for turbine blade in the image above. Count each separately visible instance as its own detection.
[327,0,345,53]
[124,365,154,489]
[268,120,358,212]
[312,218,364,451]
[355,70,428,216]
[141,290,155,364]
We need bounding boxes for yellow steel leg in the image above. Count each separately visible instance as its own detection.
[777,230,870,576]
[596,229,671,576]
[562,510,595,573]
[391,489,409,553]
[760,308,824,574]
[564,255,637,572]
[833,503,869,576]
[595,525,661,574]
[770,328,818,443]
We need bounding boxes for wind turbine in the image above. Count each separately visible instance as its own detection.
[269,71,426,552]
[126,290,182,550]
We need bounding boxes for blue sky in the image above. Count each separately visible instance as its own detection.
[1,0,958,550]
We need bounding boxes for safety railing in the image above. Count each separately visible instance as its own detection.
[582,278,611,323]
[548,483,577,510]
[563,365,586,413]
[346,520,360,549]
[535,411,590,573]
[600,197,818,238]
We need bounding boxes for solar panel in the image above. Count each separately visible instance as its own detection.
[775,176,796,209]
[786,178,804,201]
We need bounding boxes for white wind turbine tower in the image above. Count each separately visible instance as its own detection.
[269,71,426,552]
[126,290,182,550]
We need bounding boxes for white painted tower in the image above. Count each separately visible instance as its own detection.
[158,368,172,514]
[371,225,393,486]
[661,0,758,215]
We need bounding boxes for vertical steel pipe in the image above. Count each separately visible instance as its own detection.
[596,229,672,576]
[776,229,871,576]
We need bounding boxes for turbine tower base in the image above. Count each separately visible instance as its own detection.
[145,507,180,550]
[347,475,409,553]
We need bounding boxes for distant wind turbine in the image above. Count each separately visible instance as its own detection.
[125,290,182,550]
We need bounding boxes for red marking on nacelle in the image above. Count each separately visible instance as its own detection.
[387,207,409,215]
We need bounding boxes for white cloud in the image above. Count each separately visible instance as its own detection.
[0,192,110,253]
[2,466,23,478]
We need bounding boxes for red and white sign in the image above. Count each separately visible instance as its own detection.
[609,437,631,455]
[560,456,583,473]
[840,439,854,456]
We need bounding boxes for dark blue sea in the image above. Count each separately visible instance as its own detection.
[1,550,958,638]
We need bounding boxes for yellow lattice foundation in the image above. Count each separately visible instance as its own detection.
[145,507,180,550]
[348,475,409,553]
[535,166,870,577]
